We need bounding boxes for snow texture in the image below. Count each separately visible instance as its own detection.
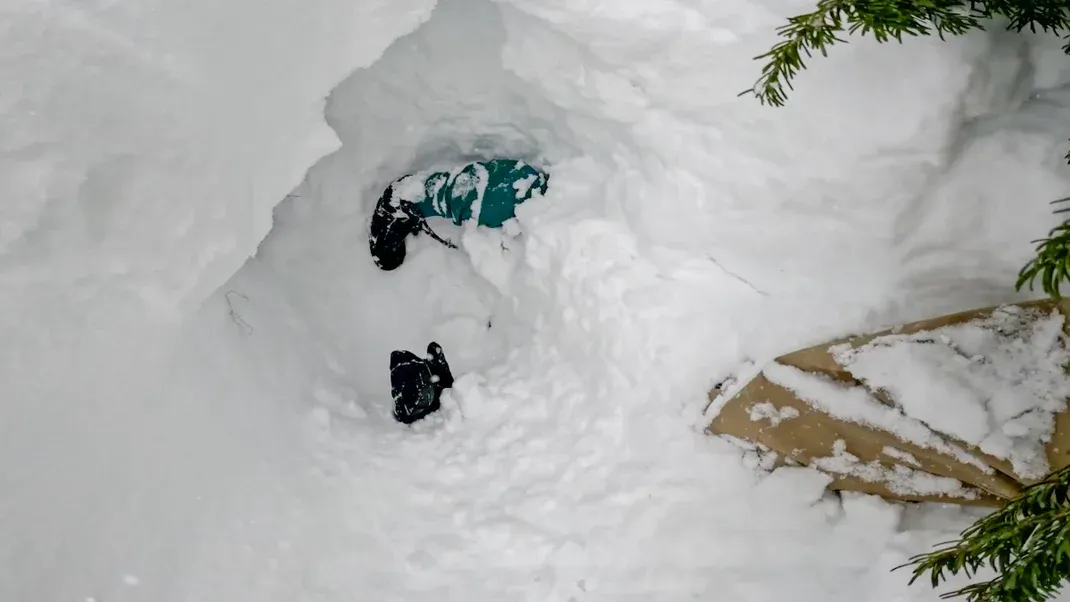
[764,362,993,474]
[749,401,801,427]
[513,173,539,199]
[7,0,1070,600]
[883,446,923,468]
[394,173,431,203]
[832,305,1070,479]
[812,440,976,499]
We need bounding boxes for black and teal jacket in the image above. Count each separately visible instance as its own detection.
[392,159,549,227]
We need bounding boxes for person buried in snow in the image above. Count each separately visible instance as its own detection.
[376,159,547,424]
[368,158,550,271]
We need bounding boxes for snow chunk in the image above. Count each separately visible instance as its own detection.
[831,305,1070,479]
[763,362,990,473]
[812,440,977,499]
[512,174,539,199]
[460,226,520,295]
[881,446,921,468]
[392,174,428,203]
[459,163,490,223]
[1,0,438,320]
[748,402,800,427]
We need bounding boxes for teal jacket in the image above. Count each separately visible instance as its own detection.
[393,159,549,228]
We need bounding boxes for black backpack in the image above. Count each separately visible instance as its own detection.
[390,342,454,424]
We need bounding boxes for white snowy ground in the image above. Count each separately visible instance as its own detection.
[7,0,1070,600]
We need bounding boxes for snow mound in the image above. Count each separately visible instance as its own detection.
[0,0,435,330]
[831,305,1070,479]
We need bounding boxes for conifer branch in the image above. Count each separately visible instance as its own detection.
[895,464,1070,602]
[742,1,1070,107]
[1016,198,1070,298]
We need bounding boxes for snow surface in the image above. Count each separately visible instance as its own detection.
[7,0,1070,600]
[832,305,1070,480]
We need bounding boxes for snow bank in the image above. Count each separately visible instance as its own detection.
[492,0,1070,352]
[1,0,436,599]
[0,0,435,329]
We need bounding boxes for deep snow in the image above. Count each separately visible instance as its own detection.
[7,0,1070,600]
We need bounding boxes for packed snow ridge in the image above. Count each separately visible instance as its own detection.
[7,0,1070,600]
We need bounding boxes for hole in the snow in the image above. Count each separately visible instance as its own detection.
[225,0,568,406]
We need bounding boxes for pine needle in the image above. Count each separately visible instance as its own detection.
[895,465,1070,602]
[741,1,1070,107]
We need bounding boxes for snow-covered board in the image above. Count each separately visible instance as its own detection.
[707,299,1070,506]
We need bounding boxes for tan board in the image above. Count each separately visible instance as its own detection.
[707,299,1070,507]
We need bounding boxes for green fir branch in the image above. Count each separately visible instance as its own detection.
[1016,198,1070,298]
[741,1,981,106]
[741,1,1070,107]
[895,464,1070,602]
